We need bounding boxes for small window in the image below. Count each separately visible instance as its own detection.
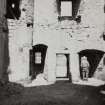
[61,1,72,17]
[35,52,41,64]
[57,0,81,21]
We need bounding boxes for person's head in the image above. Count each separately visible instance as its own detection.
[81,56,87,60]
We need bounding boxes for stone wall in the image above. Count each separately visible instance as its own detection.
[8,0,34,82]
[8,0,105,83]
[33,0,105,83]
[33,0,105,52]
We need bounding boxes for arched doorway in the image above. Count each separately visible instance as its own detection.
[79,49,105,79]
[30,44,48,79]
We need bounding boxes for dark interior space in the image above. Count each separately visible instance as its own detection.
[65,54,71,79]
[79,49,104,79]
[72,0,81,18]
[6,0,21,19]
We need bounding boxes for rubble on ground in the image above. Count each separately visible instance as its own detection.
[23,73,52,87]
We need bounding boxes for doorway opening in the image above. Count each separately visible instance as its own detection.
[29,44,48,80]
[79,49,105,79]
[56,53,71,81]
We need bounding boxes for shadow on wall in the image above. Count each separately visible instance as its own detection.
[79,49,105,79]
[0,15,10,82]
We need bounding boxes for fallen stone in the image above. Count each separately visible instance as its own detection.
[23,73,51,87]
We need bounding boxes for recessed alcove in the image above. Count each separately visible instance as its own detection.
[79,49,105,79]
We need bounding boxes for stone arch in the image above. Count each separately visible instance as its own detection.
[33,43,49,47]
[78,49,105,79]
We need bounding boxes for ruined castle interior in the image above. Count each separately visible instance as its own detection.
[5,0,105,86]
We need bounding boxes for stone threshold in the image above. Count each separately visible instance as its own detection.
[56,78,70,81]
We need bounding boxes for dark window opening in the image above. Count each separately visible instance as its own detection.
[57,0,81,21]
[6,0,21,19]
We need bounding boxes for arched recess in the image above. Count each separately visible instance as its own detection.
[30,44,48,79]
[78,49,105,78]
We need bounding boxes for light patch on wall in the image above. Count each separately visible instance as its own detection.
[35,52,41,64]
[61,1,72,16]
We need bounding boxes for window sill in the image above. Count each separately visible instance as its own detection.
[58,16,74,21]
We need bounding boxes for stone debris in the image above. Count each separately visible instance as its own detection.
[23,73,51,87]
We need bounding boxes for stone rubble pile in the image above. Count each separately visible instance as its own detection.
[23,73,52,87]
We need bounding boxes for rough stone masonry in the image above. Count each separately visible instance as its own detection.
[7,0,105,85]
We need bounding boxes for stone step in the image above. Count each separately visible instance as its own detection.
[56,78,69,81]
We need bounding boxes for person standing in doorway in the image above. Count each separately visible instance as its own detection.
[81,56,90,81]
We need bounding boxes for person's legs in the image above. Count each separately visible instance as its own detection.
[82,70,85,80]
[83,70,88,81]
